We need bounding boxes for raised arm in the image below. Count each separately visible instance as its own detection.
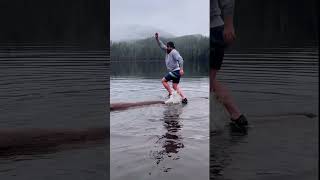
[155,33,167,51]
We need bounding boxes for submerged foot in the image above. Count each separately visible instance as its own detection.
[229,114,249,133]
[230,114,248,126]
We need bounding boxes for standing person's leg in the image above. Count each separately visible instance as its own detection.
[162,78,172,95]
[210,69,241,120]
[172,83,186,99]
[210,26,244,122]
[171,70,187,103]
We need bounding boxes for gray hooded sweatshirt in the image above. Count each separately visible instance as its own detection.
[157,40,184,72]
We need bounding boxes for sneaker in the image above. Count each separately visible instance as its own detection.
[165,94,174,104]
[230,114,248,126]
[181,98,188,104]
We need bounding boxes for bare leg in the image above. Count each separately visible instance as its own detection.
[162,78,172,95]
[210,69,241,119]
[172,83,186,99]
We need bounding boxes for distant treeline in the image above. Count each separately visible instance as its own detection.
[111,35,209,76]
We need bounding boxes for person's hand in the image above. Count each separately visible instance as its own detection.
[180,69,184,76]
[155,32,159,40]
[223,24,236,45]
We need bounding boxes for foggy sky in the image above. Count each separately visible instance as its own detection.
[111,0,209,38]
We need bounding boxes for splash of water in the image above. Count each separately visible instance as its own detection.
[164,91,182,105]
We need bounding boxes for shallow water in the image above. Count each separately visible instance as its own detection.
[110,77,209,180]
[0,47,108,128]
[0,46,109,179]
[210,46,318,180]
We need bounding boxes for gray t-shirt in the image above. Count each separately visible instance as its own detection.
[211,0,235,28]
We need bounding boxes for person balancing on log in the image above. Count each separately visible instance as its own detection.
[155,32,188,104]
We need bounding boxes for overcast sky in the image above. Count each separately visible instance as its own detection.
[111,0,209,37]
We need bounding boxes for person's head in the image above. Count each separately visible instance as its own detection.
[166,41,175,53]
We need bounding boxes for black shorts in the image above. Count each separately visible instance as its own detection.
[210,26,226,70]
[164,70,181,84]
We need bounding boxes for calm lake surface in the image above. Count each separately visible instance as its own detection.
[211,46,318,180]
[0,46,108,179]
[110,77,209,180]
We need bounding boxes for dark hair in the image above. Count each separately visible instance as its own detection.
[167,41,175,48]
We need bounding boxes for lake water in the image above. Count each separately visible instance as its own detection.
[110,77,209,180]
[210,46,318,180]
[0,46,109,179]
[0,45,317,180]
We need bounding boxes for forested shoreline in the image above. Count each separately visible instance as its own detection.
[111,35,209,76]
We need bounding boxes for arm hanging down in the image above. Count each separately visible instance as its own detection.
[155,33,167,51]
[219,0,235,18]
[219,0,236,44]
[173,51,183,69]
[172,51,184,75]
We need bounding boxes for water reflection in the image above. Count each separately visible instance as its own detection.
[0,47,108,179]
[210,126,248,179]
[150,105,184,172]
